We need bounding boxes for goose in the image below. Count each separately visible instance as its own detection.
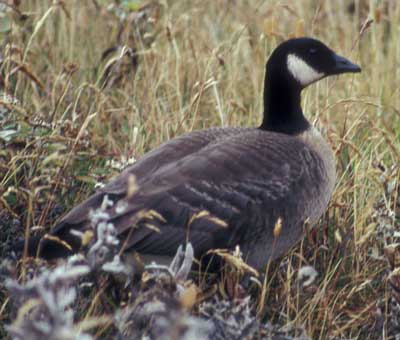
[25,37,361,271]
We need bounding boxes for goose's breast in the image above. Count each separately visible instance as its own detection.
[296,127,336,223]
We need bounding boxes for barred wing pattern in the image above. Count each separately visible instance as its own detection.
[43,129,330,270]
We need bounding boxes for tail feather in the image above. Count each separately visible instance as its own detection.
[13,235,41,257]
[13,225,81,260]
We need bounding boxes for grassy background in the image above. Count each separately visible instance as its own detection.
[0,0,399,338]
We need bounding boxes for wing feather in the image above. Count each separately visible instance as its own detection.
[44,129,327,269]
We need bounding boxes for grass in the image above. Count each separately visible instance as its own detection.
[0,0,399,339]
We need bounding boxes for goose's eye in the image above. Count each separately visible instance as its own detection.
[309,48,318,54]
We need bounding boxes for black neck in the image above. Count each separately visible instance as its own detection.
[260,69,310,135]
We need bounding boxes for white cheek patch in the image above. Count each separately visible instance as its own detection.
[287,54,325,86]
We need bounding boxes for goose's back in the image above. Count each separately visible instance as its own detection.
[56,127,246,226]
[47,127,335,270]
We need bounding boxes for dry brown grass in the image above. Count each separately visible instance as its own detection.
[0,0,399,338]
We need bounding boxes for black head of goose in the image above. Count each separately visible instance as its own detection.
[23,37,360,271]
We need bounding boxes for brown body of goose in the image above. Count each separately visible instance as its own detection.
[28,38,360,271]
